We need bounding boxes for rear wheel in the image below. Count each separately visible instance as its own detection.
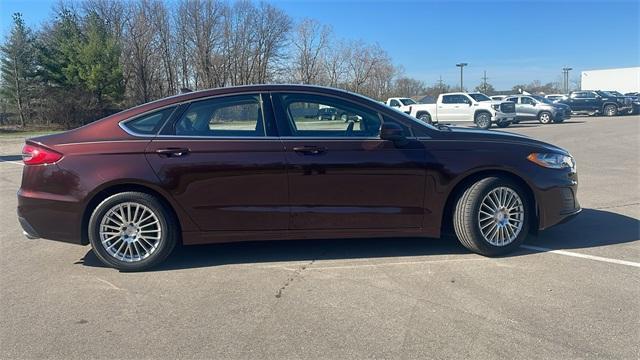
[538,111,552,124]
[604,104,617,117]
[88,192,178,271]
[474,112,491,130]
[453,177,530,256]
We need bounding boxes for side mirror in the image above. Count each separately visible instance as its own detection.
[380,122,406,142]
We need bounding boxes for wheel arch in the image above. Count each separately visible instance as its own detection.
[80,181,185,246]
[473,109,492,119]
[440,169,539,236]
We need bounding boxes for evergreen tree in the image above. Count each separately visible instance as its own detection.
[0,13,37,127]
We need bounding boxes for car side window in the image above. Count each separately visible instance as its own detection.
[173,94,265,137]
[505,97,518,103]
[521,97,535,105]
[122,107,176,135]
[442,95,454,104]
[389,99,400,107]
[279,94,382,138]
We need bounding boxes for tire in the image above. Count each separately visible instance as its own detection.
[418,113,432,124]
[474,112,492,130]
[553,118,565,123]
[604,104,617,117]
[538,111,552,124]
[453,177,530,256]
[88,192,178,271]
[496,121,510,128]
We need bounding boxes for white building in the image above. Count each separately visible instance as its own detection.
[581,67,640,93]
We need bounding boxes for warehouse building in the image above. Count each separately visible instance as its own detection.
[581,67,640,93]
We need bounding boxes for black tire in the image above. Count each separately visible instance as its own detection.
[453,177,530,256]
[604,104,617,117]
[474,112,492,130]
[538,111,552,124]
[418,113,432,124]
[88,192,178,271]
[553,118,565,123]
[496,121,510,128]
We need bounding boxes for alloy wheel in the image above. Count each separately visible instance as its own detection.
[477,187,524,246]
[99,202,162,262]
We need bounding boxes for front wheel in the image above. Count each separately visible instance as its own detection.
[453,177,530,256]
[88,192,178,271]
[418,113,432,124]
[604,104,617,117]
[474,112,492,130]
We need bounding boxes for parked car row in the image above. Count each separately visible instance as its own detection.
[386,93,516,129]
[542,91,638,116]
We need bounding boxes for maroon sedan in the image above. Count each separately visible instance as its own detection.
[17,85,580,271]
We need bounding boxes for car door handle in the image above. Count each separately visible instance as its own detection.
[292,146,327,155]
[156,148,190,157]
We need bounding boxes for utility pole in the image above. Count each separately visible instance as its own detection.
[437,75,444,95]
[456,63,468,91]
[481,70,489,93]
[562,66,573,93]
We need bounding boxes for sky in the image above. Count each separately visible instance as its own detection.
[1,0,638,90]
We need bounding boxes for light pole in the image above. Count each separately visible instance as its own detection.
[456,63,468,91]
[562,66,572,93]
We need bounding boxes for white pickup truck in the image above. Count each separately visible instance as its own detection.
[386,93,516,129]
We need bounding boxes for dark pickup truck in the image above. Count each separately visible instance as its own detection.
[558,90,632,116]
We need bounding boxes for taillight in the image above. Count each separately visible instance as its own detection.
[22,144,63,165]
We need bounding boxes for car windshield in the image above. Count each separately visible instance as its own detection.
[608,91,623,96]
[532,95,554,104]
[469,93,491,102]
[399,98,417,105]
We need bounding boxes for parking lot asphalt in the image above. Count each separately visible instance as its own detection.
[1,115,638,359]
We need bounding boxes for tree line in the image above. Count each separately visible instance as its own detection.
[0,0,563,129]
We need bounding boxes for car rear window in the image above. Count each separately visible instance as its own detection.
[122,107,176,135]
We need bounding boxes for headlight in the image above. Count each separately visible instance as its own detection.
[492,104,500,111]
[527,153,575,170]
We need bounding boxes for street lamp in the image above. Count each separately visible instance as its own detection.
[456,63,468,91]
[562,66,573,93]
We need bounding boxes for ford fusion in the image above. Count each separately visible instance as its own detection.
[17,85,580,271]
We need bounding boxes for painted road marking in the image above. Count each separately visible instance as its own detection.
[522,245,640,268]
[0,160,23,166]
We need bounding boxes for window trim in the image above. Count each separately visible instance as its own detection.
[161,92,270,139]
[273,92,398,139]
[119,105,179,137]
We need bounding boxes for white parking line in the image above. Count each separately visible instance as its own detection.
[522,245,640,268]
[0,160,23,166]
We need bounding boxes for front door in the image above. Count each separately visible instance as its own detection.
[519,96,538,119]
[272,92,426,230]
[145,93,289,231]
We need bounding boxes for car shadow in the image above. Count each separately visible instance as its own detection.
[79,208,638,272]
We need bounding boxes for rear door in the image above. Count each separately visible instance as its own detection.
[439,95,470,122]
[272,92,426,230]
[145,93,289,231]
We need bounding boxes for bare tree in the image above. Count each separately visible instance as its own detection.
[322,40,348,88]
[291,18,330,84]
[394,77,427,98]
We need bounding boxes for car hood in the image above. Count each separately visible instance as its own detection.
[441,127,569,155]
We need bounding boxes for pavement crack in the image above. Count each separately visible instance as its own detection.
[275,260,314,298]
[593,202,640,210]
